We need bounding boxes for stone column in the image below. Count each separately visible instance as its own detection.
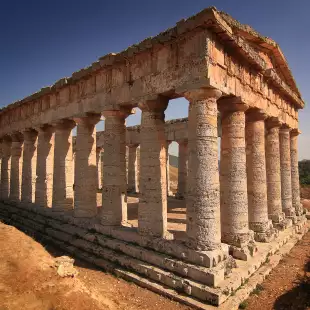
[166,141,173,196]
[279,125,296,222]
[101,109,131,225]
[219,97,255,259]
[96,147,103,189]
[52,119,75,211]
[176,139,188,199]
[265,118,286,226]
[138,96,170,238]
[9,133,24,203]
[35,125,55,208]
[127,144,139,193]
[1,137,12,201]
[184,88,222,251]
[21,129,38,204]
[74,114,100,218]
[245,109,276,242]
[290,129,303,217]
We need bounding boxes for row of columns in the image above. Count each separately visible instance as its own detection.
[0,87,303,255]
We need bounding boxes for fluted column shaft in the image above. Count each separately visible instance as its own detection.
[1,138,12,200]
[35,125,55,208]
[10,133,24,202]
[219,99,253,248]
[290,129,303,216]
[138,96,169,238]
[246,109,275,242]
[52,120,75,211]
[21,129,38,204]
[279,126,295,219]
[184,88,222,251]
[265,118,284,223]
[176,140,188,199]
[128,144,139,193]
[101,110,129,225]
[74,114,100,218]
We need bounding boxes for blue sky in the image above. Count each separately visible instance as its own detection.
[0,1,309,159]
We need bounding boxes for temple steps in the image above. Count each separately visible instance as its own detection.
[0,202,308,309]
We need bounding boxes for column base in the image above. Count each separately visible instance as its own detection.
[250,220,279,243]
[284,208,298,224]
[222,231,257,261]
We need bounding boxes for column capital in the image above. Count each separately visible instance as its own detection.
[73,113,101,126]
[280,124,292,132]
[127,143,139,148]
[218,96,248,114]
[184,87,222,102]
[102,107,134,119]
[291,128,301,137]
[246,108,268,122]
[265,117,282,130]
[36,124,55,134]
[10,131,24,143]
[22,128,38,141]
[52,119,76,130]
[138,95,169,112]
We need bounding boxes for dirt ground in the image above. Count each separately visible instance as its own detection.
[0,221,190,310]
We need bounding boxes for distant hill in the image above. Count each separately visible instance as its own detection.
[169,154,178,168]
[299,160,310,185]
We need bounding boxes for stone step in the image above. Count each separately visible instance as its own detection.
[0,203,226,287]
[0,209,227,306]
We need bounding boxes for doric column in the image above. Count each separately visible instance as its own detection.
[96,147,103,189]
[74,114,101,218]
[101,109,131,225]
[219,97,255,258]
[166,141,173,196]
[21,129,38,204]
[52,119,75,211]
[138,96,170,238]
[1,137,12,201]
[127,144,139,193]
[35,125,55,208]
[245,109,276,242]
[265,118,286,226]
[184,88,222,251]
[290,129,303,216]
[176,139,188,199]
[279,125,296,222]
[9,132,24,203]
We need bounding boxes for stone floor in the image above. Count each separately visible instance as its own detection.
[97,194,187,240]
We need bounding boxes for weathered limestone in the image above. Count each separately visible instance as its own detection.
[0,137,12,200]
[9,133,24,203]
[52,120,75,211]
[96,147,103,190]
[166,141,173,196]
[138,96,170,238]
[21,129,38,204]
[127,144,139,193]
[184,88,222,251]
[290,129,303,216]
[176,140,188,199]
[265,118,287,227]
[279,125,296,222]
[219,97,255,259]
[101,109,131,226]
[74,114,100,218]
[245,109,276,242]
[35,125,55,208]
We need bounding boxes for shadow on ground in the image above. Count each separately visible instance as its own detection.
[273,256,310,310]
